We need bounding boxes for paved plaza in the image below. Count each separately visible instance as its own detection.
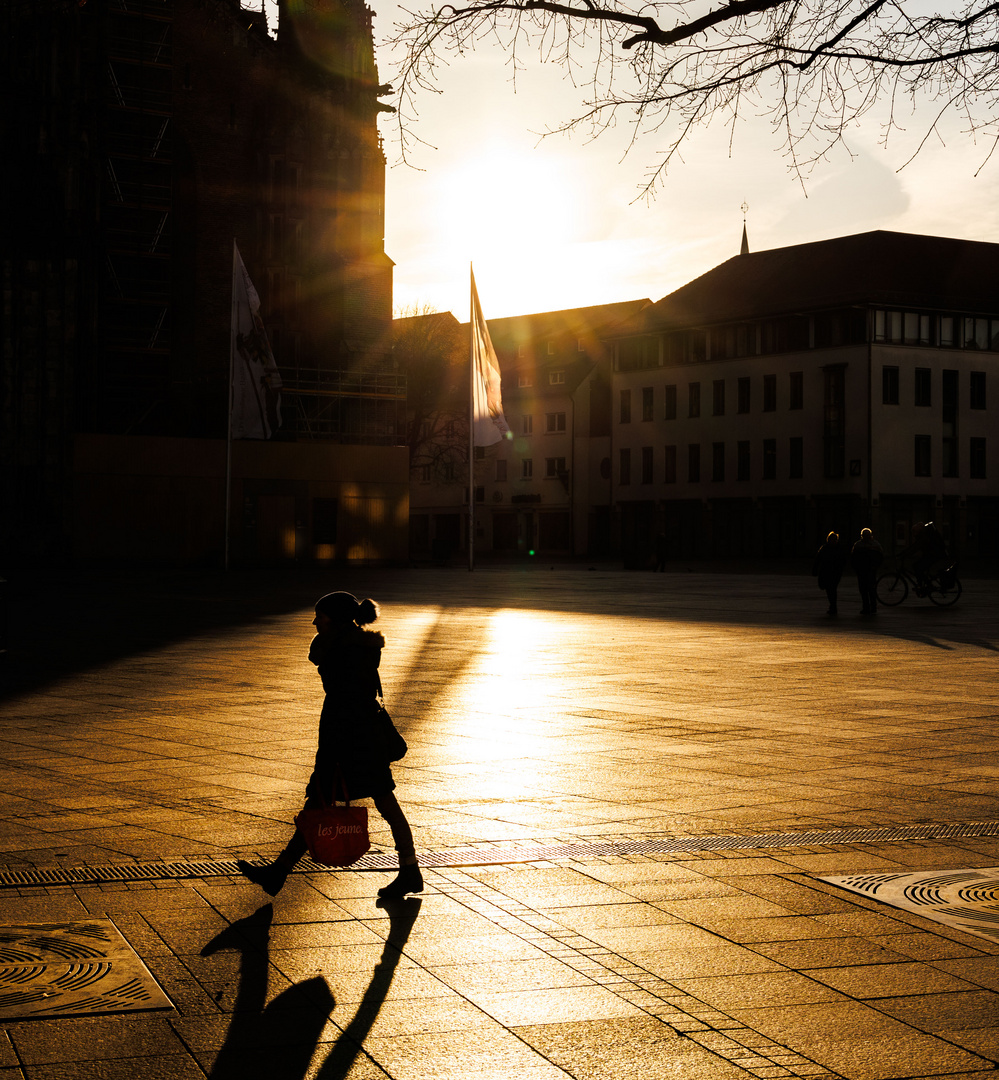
[0,566,998,1079]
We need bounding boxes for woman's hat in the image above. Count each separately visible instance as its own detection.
[315,591,360,623]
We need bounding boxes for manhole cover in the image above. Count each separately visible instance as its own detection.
[821,867,999,945]
[0,920,173,1019]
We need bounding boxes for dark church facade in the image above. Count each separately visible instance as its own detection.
[1,0,408,568]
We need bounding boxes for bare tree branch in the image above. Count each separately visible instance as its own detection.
[386,0,999,192]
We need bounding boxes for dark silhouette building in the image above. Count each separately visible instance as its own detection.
[1,0,407,568]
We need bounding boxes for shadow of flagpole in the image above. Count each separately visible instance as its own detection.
[315,896,423,1079]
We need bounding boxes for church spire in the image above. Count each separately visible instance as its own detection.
[740,201,750,255]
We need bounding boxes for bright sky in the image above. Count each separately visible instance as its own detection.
[367,6,999,322]
[260,2,999,322]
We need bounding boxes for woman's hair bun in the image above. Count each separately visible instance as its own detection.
[356,598,379,625]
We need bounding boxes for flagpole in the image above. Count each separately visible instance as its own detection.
[468,264,475,572]
[224,241,237,572]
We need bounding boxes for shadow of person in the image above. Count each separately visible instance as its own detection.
[315,896,423,1079]
[201,903,335,1080]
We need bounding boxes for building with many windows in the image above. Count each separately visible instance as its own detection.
[609,230,998,565]
[404,231,998,566]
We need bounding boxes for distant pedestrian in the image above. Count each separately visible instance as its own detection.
[237,591,422,899]
[813,531,848,615]
[851,528,884,615]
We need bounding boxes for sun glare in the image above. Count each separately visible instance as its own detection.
[458,608,553,726]
[429,143,583,316]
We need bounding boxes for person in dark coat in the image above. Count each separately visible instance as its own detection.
[851,527,884,615]
[238,591,421,899]
[813,531,849,615]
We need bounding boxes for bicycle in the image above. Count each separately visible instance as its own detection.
[875,562,962,607]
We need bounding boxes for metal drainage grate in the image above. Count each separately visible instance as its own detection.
[0,920,172,1019]
[0,820,996,889]
[823,866,999,946]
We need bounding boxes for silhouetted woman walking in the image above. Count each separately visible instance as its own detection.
[238,591,421,899]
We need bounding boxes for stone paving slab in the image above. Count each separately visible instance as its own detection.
[0,568,998,1077]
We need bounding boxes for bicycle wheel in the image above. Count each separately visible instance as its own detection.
[876,572,908,606]
[929,577,962,606]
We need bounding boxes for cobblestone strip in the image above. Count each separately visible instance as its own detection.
[430,867,842,1080]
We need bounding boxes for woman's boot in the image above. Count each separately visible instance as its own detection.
[236,858,290,896]
[377,858,423,899]
[237,830,307,896]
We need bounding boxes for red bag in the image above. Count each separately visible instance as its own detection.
[295,801,370,867]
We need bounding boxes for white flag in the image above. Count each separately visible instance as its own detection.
[231,243,282,439]
[470,269,510,446]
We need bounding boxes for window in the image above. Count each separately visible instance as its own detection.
[688,443,700,483]
[522,458,533,479]
[712,379,725,416]
[915,368,932,407]
[942,369,958,478]
[970,437,987,479]
[875,309,931,345]
[545,456,566,477]
[545,412,566,433]
[664,445,677,484]
[312,498,338,544]
[549,370,565,385]
[474,485,485,503]
[882,365,899,405]
[737,441,750,481]
[963,316,990,350]
[642,387,654,421]
[620,448,631,485]
[619,389,632,424]
[943,441,959,478]
[417,464,431,482]
[474,445,485,460]
[664,384,677,420]
[971,371,986,409]
[547,341,555,355]
[641,446,654,484]
[762,439,776,480]
[521,414,533,435]
[712,442,725,481]
[517,373,531,387]
[688,382,701,418]
[763,374,777,411]
[789,372,803,410]
[495,459,507,482]
[914,435,931,477]
[442,461,455,482]
[737,377,751,413]
[823,365,846,479]
[789,437,803,479]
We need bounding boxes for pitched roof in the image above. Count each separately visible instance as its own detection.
[464,299,651,350]
[621,231,999,335]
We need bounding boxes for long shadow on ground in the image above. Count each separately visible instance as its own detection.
[200,896,422,1079]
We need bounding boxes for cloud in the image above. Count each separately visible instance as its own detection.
[772,148,910,239]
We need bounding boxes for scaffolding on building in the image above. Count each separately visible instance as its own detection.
[98,0,175,433]
[281,369,406,444]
